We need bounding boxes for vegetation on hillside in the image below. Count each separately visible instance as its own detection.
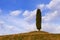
[0,31,60,40]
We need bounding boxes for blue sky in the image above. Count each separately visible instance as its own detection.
[0,0,60,35]
[0,0,50,10]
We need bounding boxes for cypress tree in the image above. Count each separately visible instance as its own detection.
[36,9,41,31]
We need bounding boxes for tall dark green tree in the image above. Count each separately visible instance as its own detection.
[36,9,41,31]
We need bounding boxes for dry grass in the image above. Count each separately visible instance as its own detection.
[0,31,60,40]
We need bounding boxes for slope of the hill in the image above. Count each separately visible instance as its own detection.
[0,31,60,40]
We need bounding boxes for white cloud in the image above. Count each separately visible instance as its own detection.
[0,21,5,24]
[23,9,37,23]
[10,10,22,16]
[41,0,60,22]
[47,0,60,10]
[0,20,5,28]
[41,23,60,33]
[23,10,31,17]
[42,11,59,22]
[37,4,46,11]
[42,11,60,33]
[41,0,60,33]
[0,14,37,35]
[0,21,4,32]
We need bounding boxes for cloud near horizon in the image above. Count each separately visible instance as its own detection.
[41,0,60,33]
[0,9,37,35]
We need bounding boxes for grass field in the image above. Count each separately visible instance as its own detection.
[0,31,60,40]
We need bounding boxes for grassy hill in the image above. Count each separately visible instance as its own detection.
[0,31,60,40]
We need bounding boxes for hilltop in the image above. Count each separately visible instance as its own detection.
[0,31,60,40]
